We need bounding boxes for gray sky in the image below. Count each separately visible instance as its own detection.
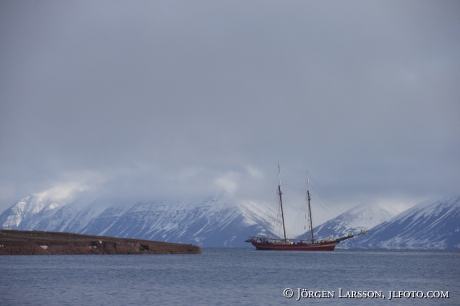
[1,0,459,214]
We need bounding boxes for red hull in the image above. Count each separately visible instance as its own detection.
[251,241,338,251]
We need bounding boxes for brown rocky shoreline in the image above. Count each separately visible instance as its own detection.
[0,230,201,255]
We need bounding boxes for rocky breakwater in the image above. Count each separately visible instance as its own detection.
[0,230,201,255]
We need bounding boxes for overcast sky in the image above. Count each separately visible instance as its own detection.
[1,0,459,214]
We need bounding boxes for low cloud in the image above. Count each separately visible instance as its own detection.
[0,1,459,213]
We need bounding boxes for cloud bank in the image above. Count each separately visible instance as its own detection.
[1,1,459,213]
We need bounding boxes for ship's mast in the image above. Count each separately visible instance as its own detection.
[306,170,314,243]
[278,164,287,241]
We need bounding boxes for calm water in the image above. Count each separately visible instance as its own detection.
[0,249,459,305]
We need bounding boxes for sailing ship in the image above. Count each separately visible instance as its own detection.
[245,164,365,251]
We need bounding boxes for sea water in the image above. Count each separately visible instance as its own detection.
[0,249,458,305]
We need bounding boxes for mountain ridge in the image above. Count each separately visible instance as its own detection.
[1,193,459,249]
[352,196,460,249]
[0,194,278,247]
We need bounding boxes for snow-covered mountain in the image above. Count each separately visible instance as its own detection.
[297,202,400,248]
[0,194,68,230]
[353,196,460,249]
[0,194,277,247]
[2,192,458,249]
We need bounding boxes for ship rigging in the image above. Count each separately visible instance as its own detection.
[245,164,365,251]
